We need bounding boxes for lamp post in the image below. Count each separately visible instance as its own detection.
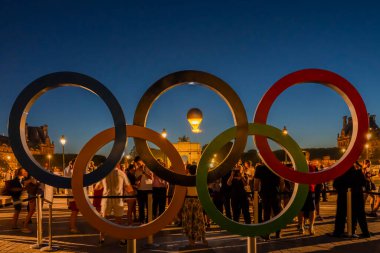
[366,132,372,160]
[161,129,168,165]
[60,135,66,170]
[282,126,288,164]
[6,155,11,170]
[365,143,369,160]
[47,154,52,170]
[161,128,167,138]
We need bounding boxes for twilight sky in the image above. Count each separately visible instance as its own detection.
[1,0,380,155]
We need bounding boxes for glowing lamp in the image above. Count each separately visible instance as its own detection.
[282,126,288,135]
[161,128,167,138]
[60,135,66,146]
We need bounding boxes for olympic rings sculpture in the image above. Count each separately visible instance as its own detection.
[8,69,368,238]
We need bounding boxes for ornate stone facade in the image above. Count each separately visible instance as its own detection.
[337,114,380,160]
[172,136,201,165]
[0,124,54,170]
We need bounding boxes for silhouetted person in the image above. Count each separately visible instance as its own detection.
[331,162,371,238]
[221,170,232,219]
[254,164,283,239]
[227,163,251,224]
[331,163,350,237]
[350,162,371,237]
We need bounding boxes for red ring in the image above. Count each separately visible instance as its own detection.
[254,69,368,184]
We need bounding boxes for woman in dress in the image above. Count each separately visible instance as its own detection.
[182,165,207,247]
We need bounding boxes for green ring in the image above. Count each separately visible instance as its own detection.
[196,123,309,236]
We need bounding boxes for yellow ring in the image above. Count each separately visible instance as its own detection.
[72,125,186,239]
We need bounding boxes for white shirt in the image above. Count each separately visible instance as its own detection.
[63,165,73,198]
[102,169,130,196]
[136,166,152,191]
[101,169,131,207]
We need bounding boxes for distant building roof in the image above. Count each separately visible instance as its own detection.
[369,115,379,130]
[0,124,51,149]
[0,135,10,146]
[342,114,379,137]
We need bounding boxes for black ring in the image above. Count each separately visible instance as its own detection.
[133,70,248,186]
[8,72,127,188]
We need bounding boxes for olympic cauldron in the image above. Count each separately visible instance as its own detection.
[8,69,368,238]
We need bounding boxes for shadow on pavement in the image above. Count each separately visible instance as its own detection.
[310,238,380,253]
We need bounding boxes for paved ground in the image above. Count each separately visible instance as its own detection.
[0,194,379,253]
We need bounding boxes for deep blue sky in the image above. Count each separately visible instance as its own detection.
[1,0,380,155]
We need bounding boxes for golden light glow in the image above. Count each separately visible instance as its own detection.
[47,154,52,159]
[187,108,203,133]
[60,135,66,146]
[366,132,372,140]
[6,155,11,160]
[161,128,167,138]
[365,143,369,149]
[282,126,288,136]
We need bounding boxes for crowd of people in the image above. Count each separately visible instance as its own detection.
[4,154,379,247]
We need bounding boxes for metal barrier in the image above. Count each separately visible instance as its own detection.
[147,193,154,244]
[0,194,47,249]
[2,187,373,252]
[247,191,259,253]
[127,239,136,253]
[346,188,352,237]
[30,194,45,249]
[0,196,36,208]
[55,192,156,252]
[40,198,59,252]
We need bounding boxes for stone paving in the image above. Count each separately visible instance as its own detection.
[0,194,379,253]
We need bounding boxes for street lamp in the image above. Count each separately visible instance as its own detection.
[47,154,52,169]
[6,155,11,169]
[161,128,167,138]
[187,108,203,133]
[282,126,288,163]
[60,135,66,170]
[282,126,288,136]
[365,143,370,159]
[365,132,371,160]
[161,129,168,165]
